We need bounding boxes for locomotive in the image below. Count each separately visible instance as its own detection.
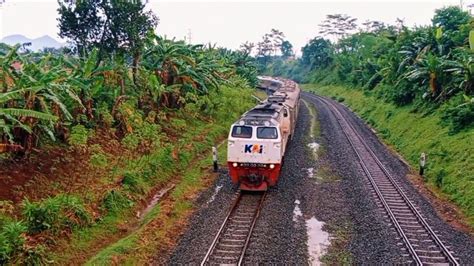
[227,77,300,191]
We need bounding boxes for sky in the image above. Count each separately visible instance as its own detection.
[1,0,473,53]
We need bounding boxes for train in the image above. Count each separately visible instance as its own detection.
[227,77,301,191]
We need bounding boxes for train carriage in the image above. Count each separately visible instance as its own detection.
[227,77,300,191]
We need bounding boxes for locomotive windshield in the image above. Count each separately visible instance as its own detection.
[257,127,278,139]
[231,126,252,138]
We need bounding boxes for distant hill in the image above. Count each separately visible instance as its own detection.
[0,34,64,51]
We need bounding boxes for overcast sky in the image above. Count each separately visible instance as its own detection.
[1,0,473,52]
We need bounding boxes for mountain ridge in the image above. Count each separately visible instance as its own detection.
[1,34,64,51]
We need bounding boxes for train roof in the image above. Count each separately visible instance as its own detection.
[235,102,284,126]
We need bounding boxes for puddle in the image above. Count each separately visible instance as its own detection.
[139,184,175,220]
[206,184,223,204]
[293,199,302,222]
[307,142,320,159]
[306,217,331,265]
[306,168,314,178]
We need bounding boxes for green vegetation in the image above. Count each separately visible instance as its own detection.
[0,0,258,263]
[305,84,474,225]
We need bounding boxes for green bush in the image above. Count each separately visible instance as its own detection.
[102,190,133,214]
[170,118,187,131]
[122,172,146,194]
[441,95,474,133]
[90,152,108,168]
[22,195,91,234]
[121,121,161,150]
[17,244,48,265]
[121,134,140,150]
[0,221,27,263]
[68,125,89,146]
[98,104,114,128]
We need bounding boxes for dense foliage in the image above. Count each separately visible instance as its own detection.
[0,34,257,156]
[264,6,474,132]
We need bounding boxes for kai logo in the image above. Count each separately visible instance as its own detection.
[244,144,263,154]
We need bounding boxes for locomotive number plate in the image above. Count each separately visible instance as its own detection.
[239,163,267,168]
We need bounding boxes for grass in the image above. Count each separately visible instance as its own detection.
[304,84,474,227]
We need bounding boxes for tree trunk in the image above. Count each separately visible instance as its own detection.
[132,50,140,86]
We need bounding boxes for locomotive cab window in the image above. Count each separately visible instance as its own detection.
[257,127,278,139]
[231,126,252,138]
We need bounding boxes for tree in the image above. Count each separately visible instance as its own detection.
[361,20,386,34]
[301,38,333,69]
[319,14,358,40]
[256,34,273,65]
[268,28,285,55]
[432,6,471,51]
[319,14,357,39]
[432,6,470,32]
[280,40,294,58]
[57,0,103,56]
[239,41,255,55]
[57,0,158,83]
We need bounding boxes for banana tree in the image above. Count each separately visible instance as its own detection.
[0,89,58,153]
[404,52,449,101]
[445,49,474,95]
[0,46,81,155]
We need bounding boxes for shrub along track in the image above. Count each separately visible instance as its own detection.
[303,91,474,264]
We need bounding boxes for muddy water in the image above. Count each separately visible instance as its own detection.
[307,142,320,159]
[306,167,314,178]
[306,217,331,265]
[293,198,332,264]
[206,184,223,204]
[139,184,175,220]
[293,199,302,222]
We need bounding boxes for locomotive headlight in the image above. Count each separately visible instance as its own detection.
[232,162,238,167]
[269,164,275,169]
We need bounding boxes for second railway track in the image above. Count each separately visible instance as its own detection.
[305,92,458,265]
[201,191,266,265]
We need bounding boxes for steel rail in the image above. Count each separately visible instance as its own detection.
[306,93,458,265]
[238,192,266,265]
[201,191,266,266]
[200,191,242,266]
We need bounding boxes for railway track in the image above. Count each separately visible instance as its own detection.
[201,191,266,265]
[305,93,458,265]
